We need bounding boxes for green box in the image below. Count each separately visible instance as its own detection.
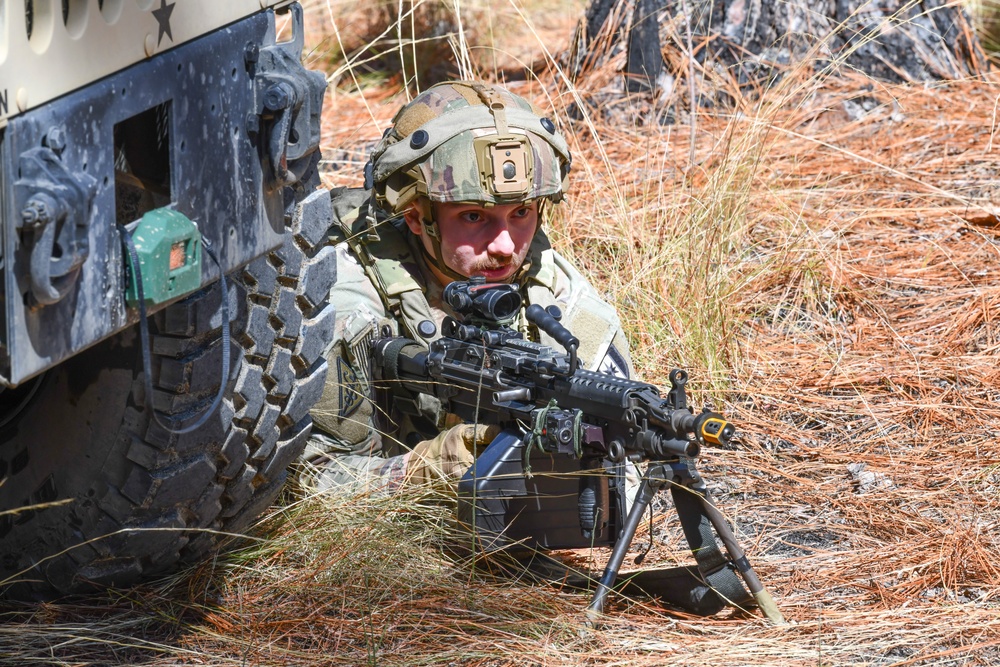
[125,208,202,306]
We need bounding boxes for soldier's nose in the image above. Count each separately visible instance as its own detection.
[488,228,515,256]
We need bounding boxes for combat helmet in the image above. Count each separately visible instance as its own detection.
[364,82,571,279]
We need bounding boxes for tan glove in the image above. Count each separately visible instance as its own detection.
[405,424,501,488]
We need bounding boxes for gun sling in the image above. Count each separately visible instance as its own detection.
[670,484,754,610]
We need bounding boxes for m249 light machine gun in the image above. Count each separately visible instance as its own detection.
[372,278,784,623]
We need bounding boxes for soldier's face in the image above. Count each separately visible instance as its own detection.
[405,200,539,284]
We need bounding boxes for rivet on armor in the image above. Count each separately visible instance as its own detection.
[417,320,437,339]
[540,117,556,134]
[410,129,429,149]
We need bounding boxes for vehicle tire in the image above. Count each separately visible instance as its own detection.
[0,190,335,599]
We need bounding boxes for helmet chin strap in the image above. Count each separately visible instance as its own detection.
[416,211,470,283]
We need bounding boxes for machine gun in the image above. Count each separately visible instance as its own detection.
[372,278,784,623]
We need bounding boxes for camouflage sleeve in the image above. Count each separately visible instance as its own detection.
[548,250,635,379]
[304,241,389,460]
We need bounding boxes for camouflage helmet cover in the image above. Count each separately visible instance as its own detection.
[368,82,572,214]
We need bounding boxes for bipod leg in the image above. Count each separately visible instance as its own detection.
[585,464,668,624]
[675,465,786,625]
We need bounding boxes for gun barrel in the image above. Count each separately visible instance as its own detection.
[639,428,700,459]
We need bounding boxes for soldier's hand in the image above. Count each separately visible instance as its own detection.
[405,424,501,487]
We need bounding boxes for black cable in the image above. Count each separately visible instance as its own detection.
[119,224,230,435]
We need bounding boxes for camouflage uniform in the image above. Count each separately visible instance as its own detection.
[301,83,634,492]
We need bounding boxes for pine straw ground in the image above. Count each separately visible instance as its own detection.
[5,11,1000,667]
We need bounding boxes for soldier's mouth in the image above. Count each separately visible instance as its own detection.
[474,264,515,281]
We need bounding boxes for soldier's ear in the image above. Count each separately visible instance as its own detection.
[403,205,423,235]
[403,198,433,235]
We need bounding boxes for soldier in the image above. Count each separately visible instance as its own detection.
[302,81,635,492]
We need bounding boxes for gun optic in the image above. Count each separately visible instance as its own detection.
[444,277,521,324]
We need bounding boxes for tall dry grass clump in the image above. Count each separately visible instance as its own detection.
[970,0,1000,53]
[299,0,583,93]
[545,73,844,402]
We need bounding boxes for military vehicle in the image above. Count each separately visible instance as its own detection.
[0,0,334,597]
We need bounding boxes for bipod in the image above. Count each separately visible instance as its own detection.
[585,458,786,625]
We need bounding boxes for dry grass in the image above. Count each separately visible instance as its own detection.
[971,0,1000,53]
[4,2,1000,665]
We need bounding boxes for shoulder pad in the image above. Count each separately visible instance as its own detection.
[329,187,373,238]
[523,230,557,291]
[373,256,423,296]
